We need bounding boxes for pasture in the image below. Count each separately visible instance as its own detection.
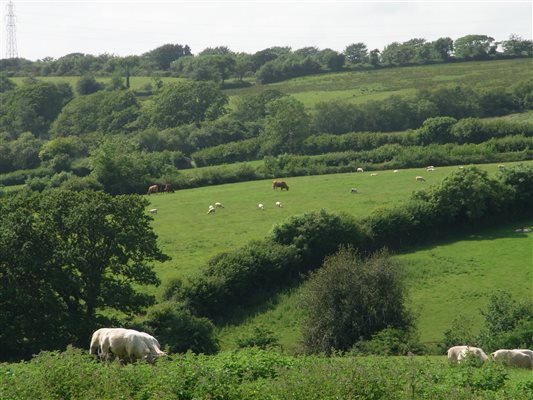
[146,161,532,349]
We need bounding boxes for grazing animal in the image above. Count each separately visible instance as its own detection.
[393,170,399,173]
[356,167,364,173]
[272,181,289,190]
[458,166,464,169]
[426,166,435,171]
[491,349,533,369]
[147,185,158,195]
[258,203,265,210]
[207,205,215,214]
[163,184,174,193]
[447,345,488,364]
[90,328,111,359]
[415,176,426,182]
[498,164,505,169]
[97,328,166,364]
[214,202,224,208]
[370,173,378,176]
[350,188,358,193]
[149,208,157,214]
[275,201,282,208]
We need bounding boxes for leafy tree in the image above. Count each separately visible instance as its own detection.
[148,81,228,128]
[512,79,533,109]
[344,42,368,64]
[0,74,16,93]
[142,43,192,70]
[501,34,533,57]
[231,89,286,122]
[369,49,380,67]
[300,247,412,354]
[432,37,454,61]
[0,82,73,138]
[260,96,311,155]
[454,35,496,59]
[0,189,169,360]
[318,49,345,70]
[76,74,104,95]
[417,116,457,145]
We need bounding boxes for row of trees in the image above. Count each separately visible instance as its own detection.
[1,34,531,84]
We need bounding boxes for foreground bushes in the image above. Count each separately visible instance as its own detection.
[1,347,530,400]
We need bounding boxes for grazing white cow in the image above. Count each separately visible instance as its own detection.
[98,328,166,364]
[447,345,488,363]
[356,167,364,173]
[214,202,224,208]
[90,328,111,358]
[415,176,426,182]
[275,201,282,208]
[149,208,157,214]
[350,188,358,193]
[491,349,533,369]
[258,203,265,210]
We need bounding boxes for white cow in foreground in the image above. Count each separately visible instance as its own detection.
[491,349,533,369]
[447,345,488,363]
[90,328,166,364]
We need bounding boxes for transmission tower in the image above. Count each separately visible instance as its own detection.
[5,0,18,59]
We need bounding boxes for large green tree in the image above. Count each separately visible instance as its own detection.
[148,80,228,128]
[454,34,496,59]
[0,189,169,360]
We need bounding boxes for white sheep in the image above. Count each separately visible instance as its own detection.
[426,166,435,171]
[275,201,282,208]
[214,202,224,208]
[498,164,505,169]
[393,169,399,173]
[356,167,364,173]
[207,205,215,214]
[415,176,426,182]
[370,173,378,176]
[350,188,358,193]
[258,203,265,210]
[149,208,157,214]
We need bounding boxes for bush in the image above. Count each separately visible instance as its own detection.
[352,326,426,356]
[300,247,412,354]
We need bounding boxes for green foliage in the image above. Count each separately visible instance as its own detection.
[143,301,219,354]
[0,189,169,360]
[148,80,228,128]
[300,247,412,354]
[499,162,533,216]
[454,35,496,59]
[75,74,104,95]
[236,325,280,350]
[417,116,457,145]
[0,74,16,93]
[0,81,73,138]
[352,327,426,356]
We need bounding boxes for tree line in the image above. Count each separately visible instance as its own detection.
[1,34,531,85]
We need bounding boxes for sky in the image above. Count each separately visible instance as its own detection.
[1,0,532,61]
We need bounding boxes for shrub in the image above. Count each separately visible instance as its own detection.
[300,247,412,354]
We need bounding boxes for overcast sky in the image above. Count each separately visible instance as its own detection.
[1,0,532,61]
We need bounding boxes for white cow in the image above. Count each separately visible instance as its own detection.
[370,173,378,176]
[97,328,166,364]
[350,188,358,193]
[89,328,111,358]
[491,349,533,369]
[447,345,488,363]
[393,170,399,173]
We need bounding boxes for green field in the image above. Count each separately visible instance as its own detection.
[144,161,532,350]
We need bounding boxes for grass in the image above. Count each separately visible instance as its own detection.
[144,161,532,350]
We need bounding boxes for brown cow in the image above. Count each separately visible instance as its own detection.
[272,181,289,191]
[147,185,158,195]
[163,184,174,193]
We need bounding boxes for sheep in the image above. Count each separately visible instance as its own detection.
[370,173,378,176]
[149,208,157,214]
[214,202,224,208]
[393,169,399,173]
[275,201,283,208]
[207,205,215,214]
[356,167,364,173]
[498,164,505,169]
[415,176,426,182]
[350,188,358,193]
[426,166,435,171]
[258,203,265,210]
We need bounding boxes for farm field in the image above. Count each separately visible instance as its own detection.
[12,58,532,111]
[146,161,532,350]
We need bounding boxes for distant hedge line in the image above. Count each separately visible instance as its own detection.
[175,165,533,321]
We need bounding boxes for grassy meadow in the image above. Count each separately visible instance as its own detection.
[144,161,532,350]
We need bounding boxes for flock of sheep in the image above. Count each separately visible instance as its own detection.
[207,200,283,214]
[350,165,437,194]
[447,345,533,369]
